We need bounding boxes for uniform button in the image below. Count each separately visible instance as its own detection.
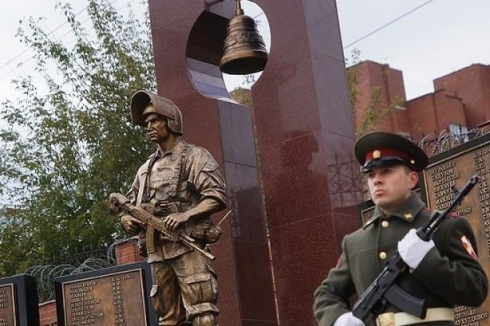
[381,220,389,228]
[379,252,387,260]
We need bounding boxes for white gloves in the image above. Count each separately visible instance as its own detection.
[333,312,365,326]
[398,229,435,270]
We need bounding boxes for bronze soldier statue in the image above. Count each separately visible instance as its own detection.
[313,132,488,326]
[119,90,227,326]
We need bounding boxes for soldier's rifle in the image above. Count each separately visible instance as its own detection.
[352,174,480,323]
[108,193,215,261]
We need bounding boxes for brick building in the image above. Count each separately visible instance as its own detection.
[350,61,490,152]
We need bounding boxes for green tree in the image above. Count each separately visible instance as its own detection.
[230,87,253,107]
[0,0,155,275]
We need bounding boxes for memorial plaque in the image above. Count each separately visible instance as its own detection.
[0,275,39,326]
[421,133,490,325]
[0,284,16,326]
[55,262,157,326]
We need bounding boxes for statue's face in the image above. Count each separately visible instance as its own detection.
[144,113,170,143]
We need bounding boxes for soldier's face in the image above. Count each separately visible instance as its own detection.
[366,165,418,214]
[145,113,170,143]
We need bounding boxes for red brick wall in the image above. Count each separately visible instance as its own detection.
[115,237,145,265]
[350,61,408,135]
[406,93,437,140]
[406,90,467,142]
[433,64,490,128]
[433,92,467,131]
[351,61,488,143]
[39,301,57,326]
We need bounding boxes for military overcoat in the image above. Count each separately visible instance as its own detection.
[314,193,488,326]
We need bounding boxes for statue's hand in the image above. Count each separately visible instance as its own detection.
[164,212,190,232]
[121,214,144,235]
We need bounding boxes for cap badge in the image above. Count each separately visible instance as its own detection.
[373,150,381,159]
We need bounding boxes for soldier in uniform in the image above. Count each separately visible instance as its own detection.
[120,90,227,326]
[313,132,488,326]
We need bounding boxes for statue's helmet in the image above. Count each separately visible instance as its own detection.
[130,90,183,135]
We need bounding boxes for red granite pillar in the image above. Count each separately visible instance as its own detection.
[248,1,363,324]
[147,0,362,325]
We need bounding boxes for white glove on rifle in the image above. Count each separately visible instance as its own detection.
[398,229,435,270]
[333,312,365,326]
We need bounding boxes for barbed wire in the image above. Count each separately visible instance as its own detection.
[418,126,490,156]
[24,237,137,302]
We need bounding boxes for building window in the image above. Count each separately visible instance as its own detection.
[448,123,468,142]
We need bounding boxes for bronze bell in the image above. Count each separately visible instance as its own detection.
[219,0,268,75]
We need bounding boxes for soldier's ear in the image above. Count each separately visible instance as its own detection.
[408,170,419,189]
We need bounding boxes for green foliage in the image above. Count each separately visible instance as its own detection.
[353,87,391,137]
[346,48,361,111]
[230,87,253,107]
[0,0,155,275]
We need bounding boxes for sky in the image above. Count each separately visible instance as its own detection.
[1,0,490,104]
[337,0,490,100]
[0,0,143,102]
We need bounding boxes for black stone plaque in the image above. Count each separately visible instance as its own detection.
[55,262,157,326]
[421,133,490,326]
[0,274,40,326]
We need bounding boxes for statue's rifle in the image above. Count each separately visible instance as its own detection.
[108,192,215,261]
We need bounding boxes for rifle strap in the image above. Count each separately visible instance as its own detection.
[139,151,165,255]
[143,152,159,203]
[168,143,194,199]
